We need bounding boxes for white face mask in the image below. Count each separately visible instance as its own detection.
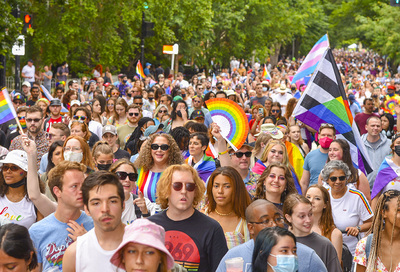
[63,151,83,163]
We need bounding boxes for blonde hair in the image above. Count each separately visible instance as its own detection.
[92,141,114,160]
[156,164,205,209]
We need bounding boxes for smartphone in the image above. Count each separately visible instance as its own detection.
[258,108,264,115]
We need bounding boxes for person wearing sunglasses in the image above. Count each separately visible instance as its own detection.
[321,160,373,256]
[73,106,103,139]
[0,150,45,229]
[9,105,49,169]
[149,164,228,272]
[117,104,142,150]
[186,133,216,182]
[134,133,183,203]
[110,159,156,224]
[153,104,169,126]
[270,102,287,123]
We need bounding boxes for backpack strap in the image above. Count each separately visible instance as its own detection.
[365,233,373,260]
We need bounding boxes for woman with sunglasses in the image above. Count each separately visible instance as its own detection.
[0,150,45,228]
[319,139,371,202]
[107,97,128,127]
[254,163,297,211]
[205,167,251,249]
[134,133,183,204]
[110,159,155,224]
[186,132,216,183]
[321,160,373,256]
[270,102,286,123]
[153,104,169,126]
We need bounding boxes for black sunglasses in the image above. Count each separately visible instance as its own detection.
[151,144,170,151]
[329,176,346,182]
[271,110,280,113]
[159,110,168,114]
[172,182,196,192]
[116,171,138,182]
[233,151,252,158]
[128,112,140,117]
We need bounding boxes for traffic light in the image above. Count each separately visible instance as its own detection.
[142,21,154,38]
[23,14,32,31]
[390,0,400,6]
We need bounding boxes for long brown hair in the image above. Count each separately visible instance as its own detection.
[306,184,336,240]
[284,98,297,120]
[254,163,297,203]
[62,135,95,169]
[206,167,251,219]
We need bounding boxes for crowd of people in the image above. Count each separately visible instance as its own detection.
[1,49,400,272]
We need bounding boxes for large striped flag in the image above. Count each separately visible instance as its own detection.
[136,60,145,79]
[0,88,18,125]
[285,141,304,179]
[291,34,329,84]
[293,48,373,174]
[261,65,271,81]
[371,157,399,199]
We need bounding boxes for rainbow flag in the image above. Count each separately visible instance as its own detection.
[261,65,271,81]
[185,155,216,183]
[285,141,304,180]
[136,60,145,79]
[291,34,329,84]
[371,157,400,199]
[293,48,372,174]
[0,88,18,125]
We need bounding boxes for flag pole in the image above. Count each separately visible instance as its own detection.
[1,87,24,135]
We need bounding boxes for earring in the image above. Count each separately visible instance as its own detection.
[263,185,266,192]
[383,219,386,230]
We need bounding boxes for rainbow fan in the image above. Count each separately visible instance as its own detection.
[205,98,249,150]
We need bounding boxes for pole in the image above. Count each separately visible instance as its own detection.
[14,6,21,91]
[171,54,175,71]
[141,12,145,67]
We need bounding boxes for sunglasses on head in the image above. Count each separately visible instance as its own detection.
[329,176,346,182]
[172,182,196,192]
[2,165,20,172]
[128,112,140,117]
[233,151,252,158]
[151,144,170,151]
[73,115,87,121]
[320,123,334,128]
[116,171,138,182]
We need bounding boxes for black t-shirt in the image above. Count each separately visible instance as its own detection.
[114,148,130,160]
[149,210,228,272]
[26,100,36,107]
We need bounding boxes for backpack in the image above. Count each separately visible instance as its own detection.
[342,243,353,272]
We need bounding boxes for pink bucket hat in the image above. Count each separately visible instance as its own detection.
[110,219,174,270]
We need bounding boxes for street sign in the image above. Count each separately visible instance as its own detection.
[163,44,179,55]
[12,35,25,56]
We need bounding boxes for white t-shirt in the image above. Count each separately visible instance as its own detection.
[329,187,373,255]
[121,193,158,225]
[0,195,36,229]
[76,229,124,272]
[22,64,35,82]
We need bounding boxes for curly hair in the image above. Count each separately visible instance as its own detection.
[156,164,205,210]
[134,133,183,172]
[254,163,297,203]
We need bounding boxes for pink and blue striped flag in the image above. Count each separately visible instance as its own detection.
[291,34,329,84]
[0,88,18,125]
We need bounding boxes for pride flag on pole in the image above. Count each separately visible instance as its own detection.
[291,34,329,84]
[261,65,271,81]
[0,88,18,125]
[136,61,145,79]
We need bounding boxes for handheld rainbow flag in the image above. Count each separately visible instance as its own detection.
[205,98,249,151]
[136,61,145,79]
[293,48,372,174]
[261,65,271,81]
[285,141,304,179]
[291,34,329,84]
[0,88,18,125]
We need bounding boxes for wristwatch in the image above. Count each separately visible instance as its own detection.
[356,226,361,232]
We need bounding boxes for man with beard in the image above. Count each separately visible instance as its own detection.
[63,171,125,272]
[9,105,49,168]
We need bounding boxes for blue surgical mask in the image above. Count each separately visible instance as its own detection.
[263,87,268,92]
[268,255,298,272]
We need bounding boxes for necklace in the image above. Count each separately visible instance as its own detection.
[215,209,233,216]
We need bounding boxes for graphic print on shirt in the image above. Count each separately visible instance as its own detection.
[165,230,200,271]
[45,236,73,268]
[0,206,24,221]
